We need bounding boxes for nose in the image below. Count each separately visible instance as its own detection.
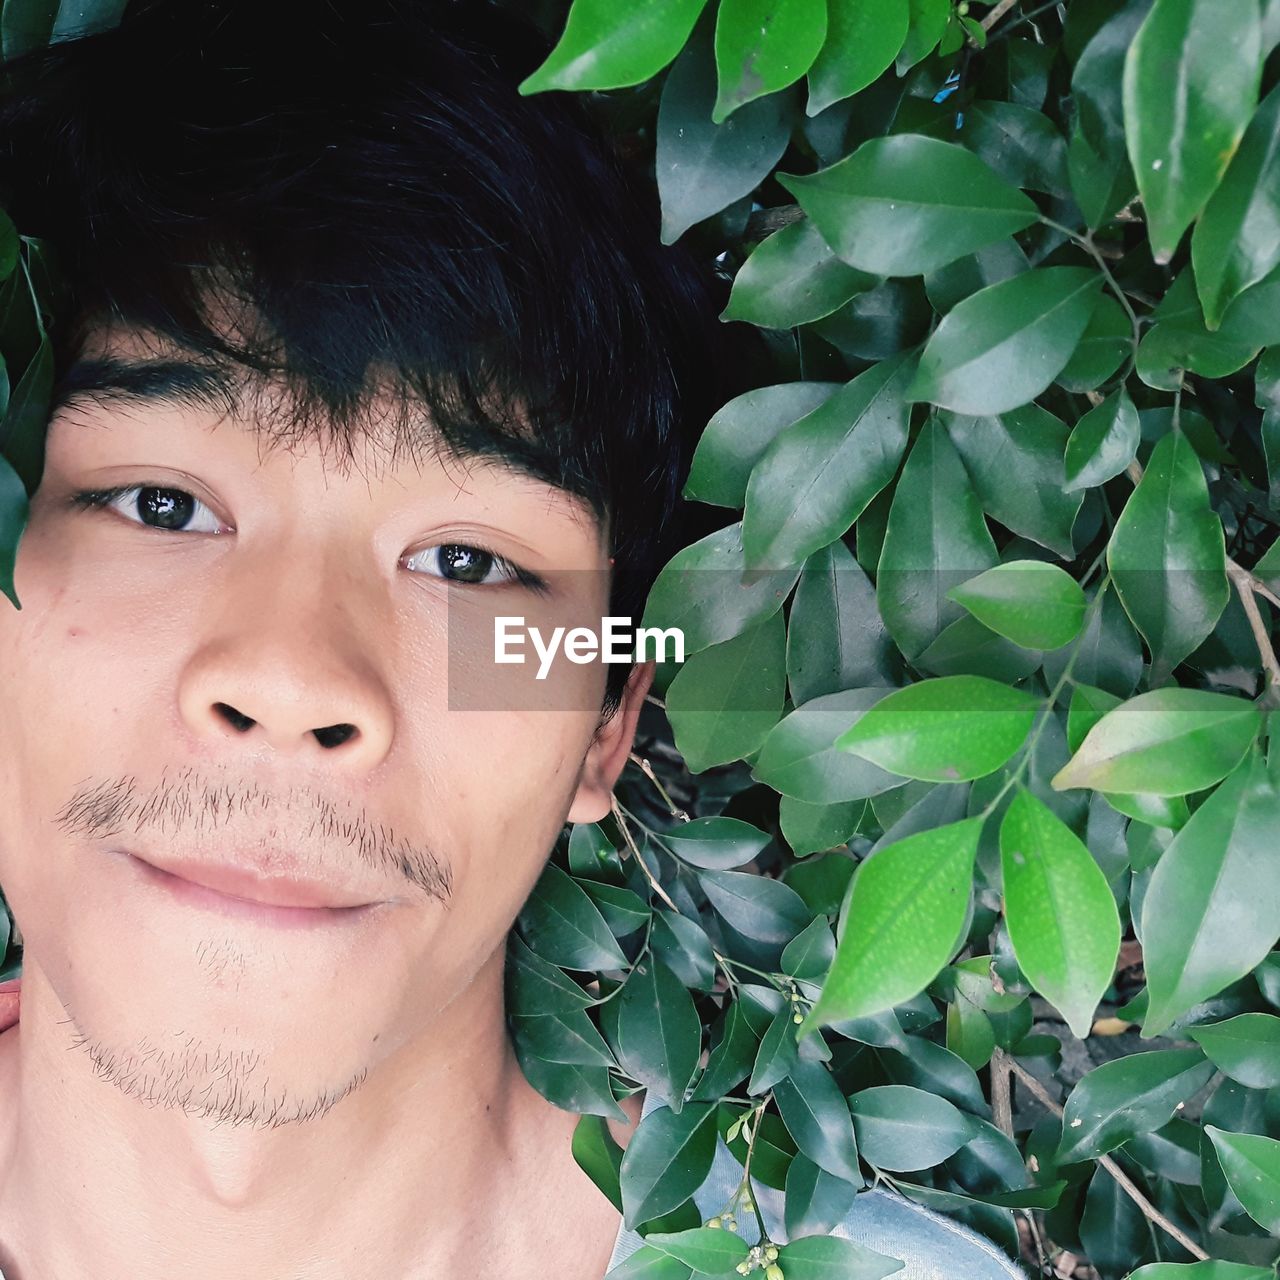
[176,550,397,771]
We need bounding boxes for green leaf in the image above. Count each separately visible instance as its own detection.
[1055,1049,1216,1164]
[660,817,770,870]
[876,418,999,660]
[949,561,1087,651]
[509,1007,614,1068]
[0,450,29,610]
[849,1084,976,1171]
[999,788,1122,1038]
[1205,1127,1280,1234]
[645,1227,752,1273]
[775,1232,905,1280]
[786,539,896,703]
[666,613,787,772]
[781,917,836,980]
[806,819,982,1027]
[690,999,761,1101]
[943,405,1083,558]
[836,675,1040,783]
[784,1155,859,1238]
[514,1046,625,1122]
[1106,430,1230,680]
[1140,752,1280,1036]
[779,795,866,857]
[1066,684,1121,755]
[1190,1014,1280,1089]
[774,1059,862,1184]
[1,334,51,497]
[895,0,949,72]
[1123,0,1263,263]
[908,267,1103,415]
[518,862,628,970]
[699,867,812,945]
[615,956,702,1111]
[748,1006,801,1094]
[1057,293,1132,391]
[685,382,840,510]
[755,688,902,803]
[805,0,908,116]
[713,0,827,123]
[619,1103,720,1230]
[1192,82,1280,327]
[657,35,796,243]
[642,523,800,654]
[723,217,875,329]
[1129,1264,1278,1280]
[605,1245,695,1280]
[1064,388,1141,491]
[957,100,1070,197]
[518,0,710,92]
[777,135,1038,277]
[572,1114,625,1212]
[652,911,717,994]
[1052,688,1260,796]
[743,353,915,569]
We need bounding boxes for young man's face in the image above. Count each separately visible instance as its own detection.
[0,319,648,1125]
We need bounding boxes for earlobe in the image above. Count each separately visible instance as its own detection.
[565,662,656,824]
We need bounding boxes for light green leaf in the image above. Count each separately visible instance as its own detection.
[805,819,983,1028]
[949,561,1087,650]
[1122,0,1263,262]
[1128,1265,1276,1280]
[778,135,1038,277]
[836,675,1040,783]
[806,0,908,117]
[645,1227,752,1273]
[573,1114,624,1212]
[713,0,827,123]
[776,1233,905,1280]
[895,0,949,72]
[1141,752,1280,1037]
[723,217,875,329]
[1064,388,1141,491]
[876,419,999,660]
[1055,1049,1216,1164]
[908,267,1103,415]
[743,353,915,569]
[1205,1126,1280,1234]
[1189,1013,1280,1089]
[1051,688,1260,796]
[1193,82,1280,328]
[1106,430,1230,681]
[605,1245,695,1280]
[519,0,710,92]
[999,788,1121,1038]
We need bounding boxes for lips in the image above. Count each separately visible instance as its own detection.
[128,851,379,910]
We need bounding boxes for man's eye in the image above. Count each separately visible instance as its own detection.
[405,542,539,589]
[70,484,225,534]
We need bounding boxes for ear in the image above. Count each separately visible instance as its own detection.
[566,661,656,824]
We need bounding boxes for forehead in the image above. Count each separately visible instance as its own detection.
[49,322,599,510]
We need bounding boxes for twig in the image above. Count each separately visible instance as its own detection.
[628,753,691,821]
[1007,1059,1210,1262]
[1226,559,1280,706]
[743,204,805,243]
[991,1047,1015,1137]
[610,796,682,915]
[644,693,667,711]
[981,0,1022,31]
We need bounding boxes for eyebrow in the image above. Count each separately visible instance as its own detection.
[49,353,601,511]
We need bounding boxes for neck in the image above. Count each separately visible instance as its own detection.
[0,949,619,1280]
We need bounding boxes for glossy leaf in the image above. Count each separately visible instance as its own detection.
[619,1104,721,1229]
[1123,0,1262,262]
[645,1227,751,1272]
[849,1085,976,1171]
[949,561,1087,651]
[778,135,1038,278]
[713,0,827,124]
[1106,430,1230,681]
[1052,688,1261,797]
[660,817,770,870]
[615,956,703,1110]
[806,819,983,1028]
[1063,388,1141,491]
[784,1155,859,1238]
[1000,788,1122,1038]
[774,1058,862,1184]
[1205,1127,1280,1234]
[519,0,710,92]
[836,675,1040,783]
[806,0,908,117]
[1189,1014,1280,1089]
[518,863,628,970]
[908,267,1103,416]
[1141,752,1280,1037]
[776,1233,904,1280]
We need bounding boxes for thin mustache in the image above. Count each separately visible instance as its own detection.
[53,764,453,903]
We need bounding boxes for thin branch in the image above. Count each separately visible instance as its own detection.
[1007,1059,1210,1262]
[610,796,682,915]
[644,692,667,711]
[628,753,691,821]
[743,203,805,242]
[981,0,1022,31]
[1227,559,1280,706]
[991,1047,1015,1138]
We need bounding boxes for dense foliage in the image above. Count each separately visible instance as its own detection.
[2,1,1280,1278]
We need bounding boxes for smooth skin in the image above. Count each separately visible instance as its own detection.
[0,320,651,1279]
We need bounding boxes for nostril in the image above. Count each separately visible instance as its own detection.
[314,723,357,748]
[215,702,256,732]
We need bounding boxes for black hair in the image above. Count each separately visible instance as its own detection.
[0,0,733,718]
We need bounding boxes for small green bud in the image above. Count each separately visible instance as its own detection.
[766,1266,785,1280]
[765,1245,779,1261]
[792,1011,804,1024]
[736,1266,750,1277]
[706,1216,723,1229]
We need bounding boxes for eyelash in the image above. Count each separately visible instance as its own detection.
[67,484,550,594]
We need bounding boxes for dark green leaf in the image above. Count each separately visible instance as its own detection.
[572,1114,625,1212]
[784,1154,859,1238]
[616,956,703,1111]
[1205,1126,1280,1234]
[774,1058,862,1184]
[518,862,628,970]
[1064,388,1141,491]
[700,867,812,945]
[1190,1014,1280,1089]
[660,816,770,870]
[849,1084,976,1171]
[619,1103,720,1230]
